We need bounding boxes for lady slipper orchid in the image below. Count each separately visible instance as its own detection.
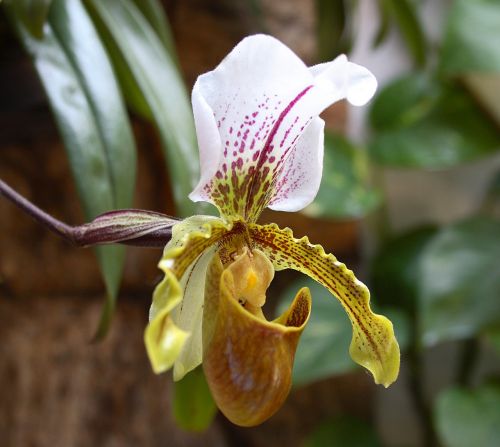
[145,34,400,426]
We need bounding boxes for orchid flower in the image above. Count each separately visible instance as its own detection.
[145,35,400,427]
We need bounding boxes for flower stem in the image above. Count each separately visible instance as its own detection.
[407,342,438,447]
[457,337,480,388]
[406,309,440,447]
[0,178,73,239]
[0,178,173,247]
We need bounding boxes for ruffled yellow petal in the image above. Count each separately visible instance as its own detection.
[145,216,231,374]
[249,223,400,387]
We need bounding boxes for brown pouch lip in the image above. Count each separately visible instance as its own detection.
[202,252,312,427]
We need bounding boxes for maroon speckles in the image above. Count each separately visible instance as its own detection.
[218,184,230,196]
[204,84,320,220]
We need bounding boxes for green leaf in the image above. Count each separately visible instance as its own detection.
[373,0,391,48]
[302,133,381,220]
[370,73,438,132]
[315,0,354,61]
[9,0,137,337]
[481,169,500,219]
[276,276,408,385]
[49,0,136,215]
[381,0,426,67]
[87,0,199,217]
[383,307,410,352]
[435,385,500,447]
[462,74,500,128]
[10,0,53,39]
[419,217,500,346]
[172,367,217,432]
[371,226,438,312]
[86,7,152,121]
[277,276,355,385]
[304,416,381,447]
[485,326,500,355]
[369,74,500,168]
[130,0,178,60]
[441,0,500,74]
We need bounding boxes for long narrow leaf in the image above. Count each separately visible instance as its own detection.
[7,0,137,337]
[86,0,199,217]
[172,367,217,432]
[131,0,178,61]
[10,0,53,39]
[382,0,426,67]
[49,0,136,215]
[315,0,353,61]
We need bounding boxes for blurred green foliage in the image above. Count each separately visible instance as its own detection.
[276,275,409,387]
[298,0,500,445]
[441,0,500,74]
[369,75,499,168]
[435,384,500,447]
[304,416,382,447]
[418,217,500,346]
[172,367,217,432]
[304,133,381,219]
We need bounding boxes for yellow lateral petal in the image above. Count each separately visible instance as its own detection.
[249,223,400,387]
[173,246,216,380]
[145,269,189,373]
[145,216,231,375]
